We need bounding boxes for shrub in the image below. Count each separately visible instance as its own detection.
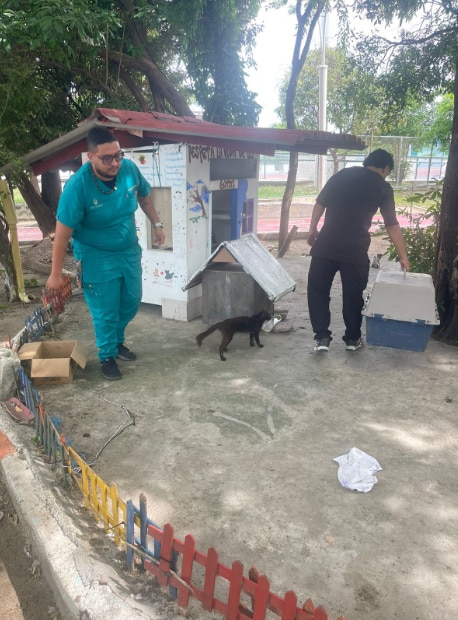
[384,181,442,276]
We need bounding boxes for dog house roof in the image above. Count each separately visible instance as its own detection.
[12,108,366,176]
[184,233,296,303]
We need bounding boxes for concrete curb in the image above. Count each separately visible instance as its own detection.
[0,414,163,620]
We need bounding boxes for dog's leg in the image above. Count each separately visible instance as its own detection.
[253,331,264,348]
[219,334,233,361]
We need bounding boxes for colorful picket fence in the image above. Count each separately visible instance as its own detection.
[126,495,342,620]
[5,280,71,352]
[3,294,346,620]
[68,446,127,547]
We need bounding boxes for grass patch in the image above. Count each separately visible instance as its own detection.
[258,184,437,208]
[258,184,317,200]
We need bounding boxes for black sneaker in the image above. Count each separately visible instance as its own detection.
[314,338,331,352]
[117,344,137,361]
[346,338,364,351]
[101,358,121,380]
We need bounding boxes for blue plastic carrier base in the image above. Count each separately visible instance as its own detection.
[365,315,433,352]
[362,271,439,352]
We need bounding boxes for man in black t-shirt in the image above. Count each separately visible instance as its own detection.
[306,149,410,352]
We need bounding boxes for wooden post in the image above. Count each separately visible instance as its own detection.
[277,225,298,258]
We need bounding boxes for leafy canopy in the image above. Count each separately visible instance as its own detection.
[0,0,264,167]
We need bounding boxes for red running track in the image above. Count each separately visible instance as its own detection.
[16,214,434,243]
[256,214,434,234]
[16,226,43,242]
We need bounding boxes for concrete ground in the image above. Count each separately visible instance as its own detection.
[1,247,458,620]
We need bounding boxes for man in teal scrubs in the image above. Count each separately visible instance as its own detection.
[46,128,165,380]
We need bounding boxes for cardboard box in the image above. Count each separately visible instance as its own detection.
[19,341,88,385]
[362,271,440,352]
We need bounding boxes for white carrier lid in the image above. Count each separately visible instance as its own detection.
[362,270,440,325]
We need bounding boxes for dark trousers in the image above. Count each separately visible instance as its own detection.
[307,256,369,342]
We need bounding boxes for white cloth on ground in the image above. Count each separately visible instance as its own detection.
[333,447,382,493]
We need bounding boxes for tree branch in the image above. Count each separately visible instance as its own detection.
[379,26,456,48]
[106,51,194,117]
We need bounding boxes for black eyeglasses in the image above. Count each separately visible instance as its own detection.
[96,150,124,165]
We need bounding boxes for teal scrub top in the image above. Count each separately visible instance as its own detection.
[57,158,151,254]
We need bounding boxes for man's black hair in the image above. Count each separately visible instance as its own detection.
[87,127,118,151]
[363,148,394,171]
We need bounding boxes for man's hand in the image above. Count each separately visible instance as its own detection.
[46,273,65,291]
[307,230,318,246]
[154,227,165,246]
[46,221,73,291]
[399,256,410,272]
[307,203,325,247]
[385,224,409,272]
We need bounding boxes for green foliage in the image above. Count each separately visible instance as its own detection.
[164,0,262,125]
[2,0,119,59]
[384,181,442,276]
[0,0,264,169]
[276,46,391,135]
[427,94,454,152]
[352,1,457,105]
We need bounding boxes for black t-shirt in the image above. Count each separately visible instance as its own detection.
[311,166,399,264]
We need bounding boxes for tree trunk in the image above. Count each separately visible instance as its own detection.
[278,224,298,258]
[433,55,458,345]
[108,51,195,117]
[119,66,151,112]
[278,1,324,249]
[14,171,56,237]
[279,152,299,246]
[41,170,62,215]
[329,148,339,174]
[0,211,18,301]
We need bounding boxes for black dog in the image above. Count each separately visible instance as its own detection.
[196,310,271,361]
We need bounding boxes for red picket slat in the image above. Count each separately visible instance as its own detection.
[144,558,168,586]
[178,534,195,608]
[202,546,218,611]
[147,523,163,541]
[269,590,288,612]
[217,560,233,580]
[252,575,270,620]
[227,560,244,620]
[159,523,174,574]
[281,590,298,619]
[313,607,329,620]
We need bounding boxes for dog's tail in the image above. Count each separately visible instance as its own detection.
[196,323,220,346]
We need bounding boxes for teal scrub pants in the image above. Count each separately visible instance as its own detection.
[79,244,142,361]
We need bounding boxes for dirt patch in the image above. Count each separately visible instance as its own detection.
[0,470,61,619]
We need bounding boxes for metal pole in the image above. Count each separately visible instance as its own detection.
[318,11,328,191]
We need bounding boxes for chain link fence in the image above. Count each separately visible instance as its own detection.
[259,136,448,199]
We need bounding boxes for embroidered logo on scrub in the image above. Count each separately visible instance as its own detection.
[89,199,105,210]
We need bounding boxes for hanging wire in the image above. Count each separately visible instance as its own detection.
[152,142,162,187]
[71,396,136,474]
